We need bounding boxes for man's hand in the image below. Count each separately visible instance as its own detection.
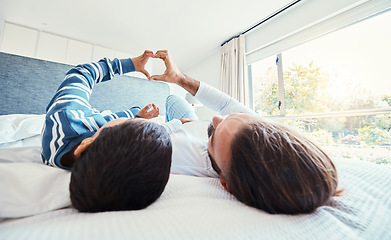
[150,50,184,84]
[179,118,197,124]
[131,50,153,79]
[136,104,159,119]
[150,50,200,96]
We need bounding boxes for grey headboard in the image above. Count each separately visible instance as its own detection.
[0,52,170,115]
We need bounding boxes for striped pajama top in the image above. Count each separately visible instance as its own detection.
[41,58,141,170]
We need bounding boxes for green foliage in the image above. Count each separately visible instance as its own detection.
[373,114,391,130]
[253,62,329,115]
[253,66,279,115]
[358,126,391,145]
[382,95,391,107]
[284,63,329,115]
[253,61,391,116]
[305,129,335,144]
[252,61,391,150]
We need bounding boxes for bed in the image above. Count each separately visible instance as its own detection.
[0,52,390,240]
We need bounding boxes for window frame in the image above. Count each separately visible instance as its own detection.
[247,6,391,120]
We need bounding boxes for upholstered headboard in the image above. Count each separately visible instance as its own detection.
[0,52,170,115]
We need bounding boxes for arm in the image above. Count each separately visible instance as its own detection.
[103,103,160,122]
[47,50,152,115]
[42,51,152,169]
[195,82,254,115]
[149,50,199,95]
[159,118,196,134]
[46,57,135,115]
[150,50,253,116]
[43,57,135,168]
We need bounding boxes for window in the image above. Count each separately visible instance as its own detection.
[251,55,279,116]
[249,10,391,166]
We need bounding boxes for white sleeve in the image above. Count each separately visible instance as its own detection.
[194,82,254,116]
[160,119,182,134]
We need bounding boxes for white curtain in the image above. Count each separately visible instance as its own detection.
[220,34,249,107]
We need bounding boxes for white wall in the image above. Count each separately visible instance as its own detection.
[0,21,178,87]
[1,23,39,58]
[183,48,221,120]
[0,17,5,48]
[0,22,137,66]
[0,22,142,64]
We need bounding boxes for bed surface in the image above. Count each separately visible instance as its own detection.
[0,144,390,240]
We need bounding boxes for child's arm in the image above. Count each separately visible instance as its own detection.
[46,57,136,115]
[42,57,137,169]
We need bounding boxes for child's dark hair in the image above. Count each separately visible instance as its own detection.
[70,120,172,212]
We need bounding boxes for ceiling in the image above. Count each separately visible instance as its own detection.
[0,0,293,70]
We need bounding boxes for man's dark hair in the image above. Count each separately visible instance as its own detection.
[70,120,172,212]
[227,119,340,214]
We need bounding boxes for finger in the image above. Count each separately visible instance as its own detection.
[154,50,167,56]
[148,110,158,118]
[143,50,153,56]
[153,50,168,59]
[144,104,152,110]
[149,107,158,114]
[142,104,152,111]
[140,69,151,79]
[143,51,154,60]
[150,74,165,82]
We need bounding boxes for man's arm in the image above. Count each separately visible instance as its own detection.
[150,50,253,116]
[149,50,199,95]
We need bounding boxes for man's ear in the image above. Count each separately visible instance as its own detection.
[220,175,231,193]
[74,137,95,159]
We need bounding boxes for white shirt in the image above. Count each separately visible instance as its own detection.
[169,82,254,177]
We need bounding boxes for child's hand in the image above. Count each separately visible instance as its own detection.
[136,104,159,119]
[131,50,153,79]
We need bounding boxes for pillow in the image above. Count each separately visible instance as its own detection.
[0,114,45,144]
[0,146,71,218]
[0,162,71,218]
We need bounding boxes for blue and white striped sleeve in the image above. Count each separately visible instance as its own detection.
[103,107,141,121]
[46,58,135,114]
[42,58,136,169]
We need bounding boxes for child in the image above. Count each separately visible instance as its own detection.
[41,51,172,212]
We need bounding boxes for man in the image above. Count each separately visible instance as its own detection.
[151,50,341,214]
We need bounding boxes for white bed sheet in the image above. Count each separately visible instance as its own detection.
[0,115,390,240]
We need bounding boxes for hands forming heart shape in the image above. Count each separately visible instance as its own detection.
[132,50,185,85]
